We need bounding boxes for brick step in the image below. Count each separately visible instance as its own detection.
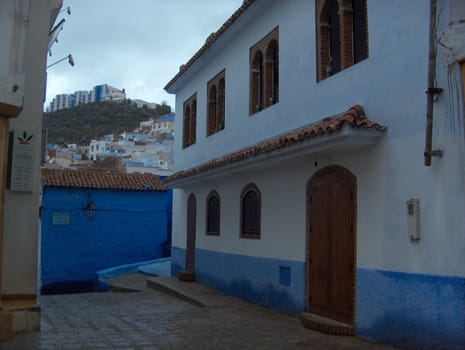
[300,312,354,336]
[0,300,40,341]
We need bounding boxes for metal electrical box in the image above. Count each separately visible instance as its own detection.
[407,199,420,240]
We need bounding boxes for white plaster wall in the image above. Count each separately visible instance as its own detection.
[0,0,30,109]
[170,0,465,278]
[173,0,429,170]
[2,0,54,295]
[172,135,465,278]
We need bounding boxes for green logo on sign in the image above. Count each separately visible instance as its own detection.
[18,131,33,144]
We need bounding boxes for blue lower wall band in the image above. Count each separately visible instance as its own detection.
[171,246,305,314]
[172,246,465,348]
[356,268,465,349]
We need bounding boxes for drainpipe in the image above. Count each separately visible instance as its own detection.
[424,0,442,166]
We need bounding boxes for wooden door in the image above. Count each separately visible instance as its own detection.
[306,166,356,324]
[185,193,196,272]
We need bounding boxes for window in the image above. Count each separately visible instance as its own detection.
[316,0,368,81]
[206,190,220,235]
[183,94,197,148]
[207,70,226,136]
[250,27,279,115]
[240,183,261,238]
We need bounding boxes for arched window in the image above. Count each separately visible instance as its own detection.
[190,99,196,145]
[218,78,225,131]
[249,26,279,116]
[352,0,368,64]
[250,51,264,114]
[206,70,225,136]
[206,190,220,235]
[316,0,368,81]
[183,105,191,148]
[318,0,341,78]
[183,94,197,148]
[265,39,279,107]
[207,85,217,136]
[240,183,261,238]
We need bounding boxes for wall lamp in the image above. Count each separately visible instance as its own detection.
[47,54,74,69]
[85,192,97,221]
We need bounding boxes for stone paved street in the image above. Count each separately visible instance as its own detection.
[1,278,396,350]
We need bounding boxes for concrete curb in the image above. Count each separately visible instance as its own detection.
[146,278,205,307]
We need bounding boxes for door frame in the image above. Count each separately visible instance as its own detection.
[185,193,197,273]
[305,165,357,325]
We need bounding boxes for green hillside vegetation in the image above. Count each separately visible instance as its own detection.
[43,100,171,145]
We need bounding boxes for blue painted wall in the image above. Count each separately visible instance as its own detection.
[171,246,305,314]
[172,247,465,348]
[41,187,171,293]
[356,268,465,349]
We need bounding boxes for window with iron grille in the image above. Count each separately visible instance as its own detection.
[206,190,220,235]
[240,183,261,238]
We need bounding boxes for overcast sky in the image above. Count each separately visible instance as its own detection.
[45,0,244,111]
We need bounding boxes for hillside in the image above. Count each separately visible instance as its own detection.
[43,101,171,145]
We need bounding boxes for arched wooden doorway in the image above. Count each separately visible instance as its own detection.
[306,165,356,325]
[185,193,196,273]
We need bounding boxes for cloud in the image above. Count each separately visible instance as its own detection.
[45,0,243,112]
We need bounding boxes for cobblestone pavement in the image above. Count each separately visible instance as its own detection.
[1,283,396,350]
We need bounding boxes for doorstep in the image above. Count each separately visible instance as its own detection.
[300,312,354,336]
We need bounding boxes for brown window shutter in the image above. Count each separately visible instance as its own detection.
[353,0,368,63]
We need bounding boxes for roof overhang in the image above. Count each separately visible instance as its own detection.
[164,0,262,94]
[165,105,387,188]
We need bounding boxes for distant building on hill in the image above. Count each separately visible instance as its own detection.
[139,113,175,136]
[132,99,158,109]
[48,84,127,112]
[91,84,126,103]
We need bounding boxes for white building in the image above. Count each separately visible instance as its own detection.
[48,84,126,111]
[164,1,465,348]
[50,93,71,111]
[91,84,126,102]
[89,139,117,161]
[152,113,175,135]
[140,119,154,129]
[132,99,157,109]
[0,0,63,339]
[139,113,176,136]
[74,90,91,105]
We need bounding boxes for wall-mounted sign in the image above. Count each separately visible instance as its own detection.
[8,128,37,192]
[52,212,70,226]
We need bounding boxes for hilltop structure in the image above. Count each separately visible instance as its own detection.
[48,84,126,111]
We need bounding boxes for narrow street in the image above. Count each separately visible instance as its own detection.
[1,275,396,350]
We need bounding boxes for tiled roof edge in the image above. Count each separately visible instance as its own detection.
[165,105,387,184]
[164,0,256,91]
[42,169,167,192]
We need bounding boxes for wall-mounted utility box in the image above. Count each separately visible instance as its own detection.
[407,199,420,241]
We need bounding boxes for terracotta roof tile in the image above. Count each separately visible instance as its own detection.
[165,0,256,91]
[165,105,386,184]
[42,169,166,192]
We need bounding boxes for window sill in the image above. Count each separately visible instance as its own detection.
[240,233,261,239]
[206,232,220,236]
